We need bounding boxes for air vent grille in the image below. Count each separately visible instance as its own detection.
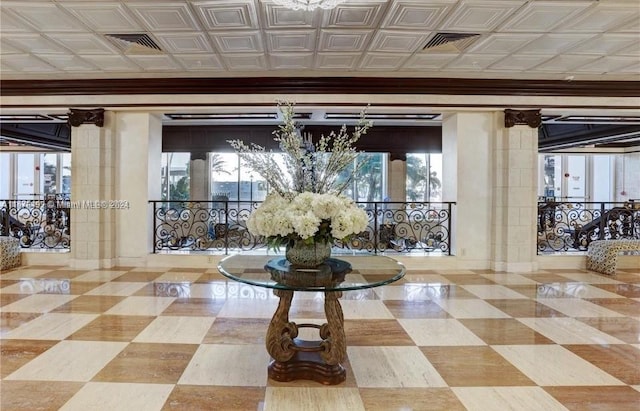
[105,33,163,54]
[423,32,480,52]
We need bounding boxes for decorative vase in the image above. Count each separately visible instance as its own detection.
[285,239,332,268]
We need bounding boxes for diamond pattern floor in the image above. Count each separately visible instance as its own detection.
[1,264,639,410]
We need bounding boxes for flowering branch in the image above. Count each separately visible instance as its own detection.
[228,101,372,196]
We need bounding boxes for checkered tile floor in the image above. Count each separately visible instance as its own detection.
[1,264,639,410]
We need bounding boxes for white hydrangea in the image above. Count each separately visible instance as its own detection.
[247,191,368,242]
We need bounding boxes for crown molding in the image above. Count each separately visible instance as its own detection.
[1,77,638,97]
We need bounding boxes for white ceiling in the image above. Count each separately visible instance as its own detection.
[1,0,639,81]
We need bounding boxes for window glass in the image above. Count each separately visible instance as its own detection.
[211,153,238,201]
[16,154,36,199]
[42,153,58,194]
[592,155,611,203]
[406,153,442,202]
[567,155,586,200]
[161,152,190,202]
[61,153,71,194]
[0,153,11,199]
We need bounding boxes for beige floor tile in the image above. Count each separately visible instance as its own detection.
[544,386,640,411]
[459,318,554,345]
[359,387,466,411]
[348,346,446,388]
[85,281,148,296]
[0,339,58,378]
[0,269,55,280]
[203,318,269,344]
[264,387,365,411]
[173,282,228,299]
[105,296,176,316]
[400,273,453,284]
[133,316,215,344]
[548,283,626,299]
[557,272,624,284]
[433,299,511,318]
[160,297,226,317]
[536,298,625,317]
[0,312,41,335]
[1,278,70,294]
[60,382,174,411]
[493,345,625,386]
[179,344,270,386]
[517,317,626,344]
[452,387,568,411]
[1,294,77,313]
[51,295,126,314]
[421,346,535,387]
[3,312,97,340]
[93,343,198,384]
[460,285,529,299]
[72,271,127,282]
[575,317,640,343]
[162,385,265,411]
[563,344,640,385]
[154,272,204,283]
[67,315,156,342]
[374,284,443,301]
[340,300,394,319]
[479,273,538,285]
[344,319,415,346]
[5,340,127,381]
[399,318,486,346]
[1,380,84,410]
[382,300,451,319]
[216,298,279,318]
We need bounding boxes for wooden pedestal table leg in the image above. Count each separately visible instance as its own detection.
[266,289,347,385]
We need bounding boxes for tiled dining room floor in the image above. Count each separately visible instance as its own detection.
[1,263,639,410]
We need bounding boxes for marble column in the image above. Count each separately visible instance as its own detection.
[492,109,541,272]
[441,112,495,267]
[69,108,115,269]
[190,151,209,201]
[114,112,162,265]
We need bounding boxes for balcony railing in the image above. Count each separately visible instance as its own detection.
[150,200,455,255]
[537,200,640,253]
[0,195,71,249]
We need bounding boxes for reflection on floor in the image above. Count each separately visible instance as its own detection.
[1,264,639,410]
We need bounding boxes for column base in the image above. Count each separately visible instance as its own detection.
[268,339,346,385]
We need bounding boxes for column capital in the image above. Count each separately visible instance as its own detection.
[504,109,541,128]
[68,108,105,127]
[389,152,406,161]
[190,151,208,161]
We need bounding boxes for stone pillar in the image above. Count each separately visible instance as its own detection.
[388,153,406,202]
[114,112,162,265]
[442,112,495,267]
[492,109,541,272]
[69,108,115,269]
[190,151,209,201]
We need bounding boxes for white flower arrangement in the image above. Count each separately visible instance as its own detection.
[228,101,372,249]
[246,191,369,248]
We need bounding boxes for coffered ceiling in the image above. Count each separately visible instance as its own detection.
[1,0,639,81]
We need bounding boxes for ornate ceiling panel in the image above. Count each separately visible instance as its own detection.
[0,0,637,80]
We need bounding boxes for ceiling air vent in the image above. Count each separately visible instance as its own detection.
[423,32,480,53]
[105,33,163,54]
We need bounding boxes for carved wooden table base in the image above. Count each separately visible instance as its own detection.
[266,289,346,385]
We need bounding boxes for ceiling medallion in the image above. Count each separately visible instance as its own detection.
[272,0,347,11]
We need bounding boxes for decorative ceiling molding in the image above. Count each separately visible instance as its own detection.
[2,77,639,97]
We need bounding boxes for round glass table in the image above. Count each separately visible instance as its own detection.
[218,254,405,385]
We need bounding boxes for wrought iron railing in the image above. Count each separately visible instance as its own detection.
[537,200,640,253]
[0,195,71,249]
[150,200,455,255]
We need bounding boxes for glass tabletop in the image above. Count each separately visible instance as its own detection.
[218,254,406,292]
